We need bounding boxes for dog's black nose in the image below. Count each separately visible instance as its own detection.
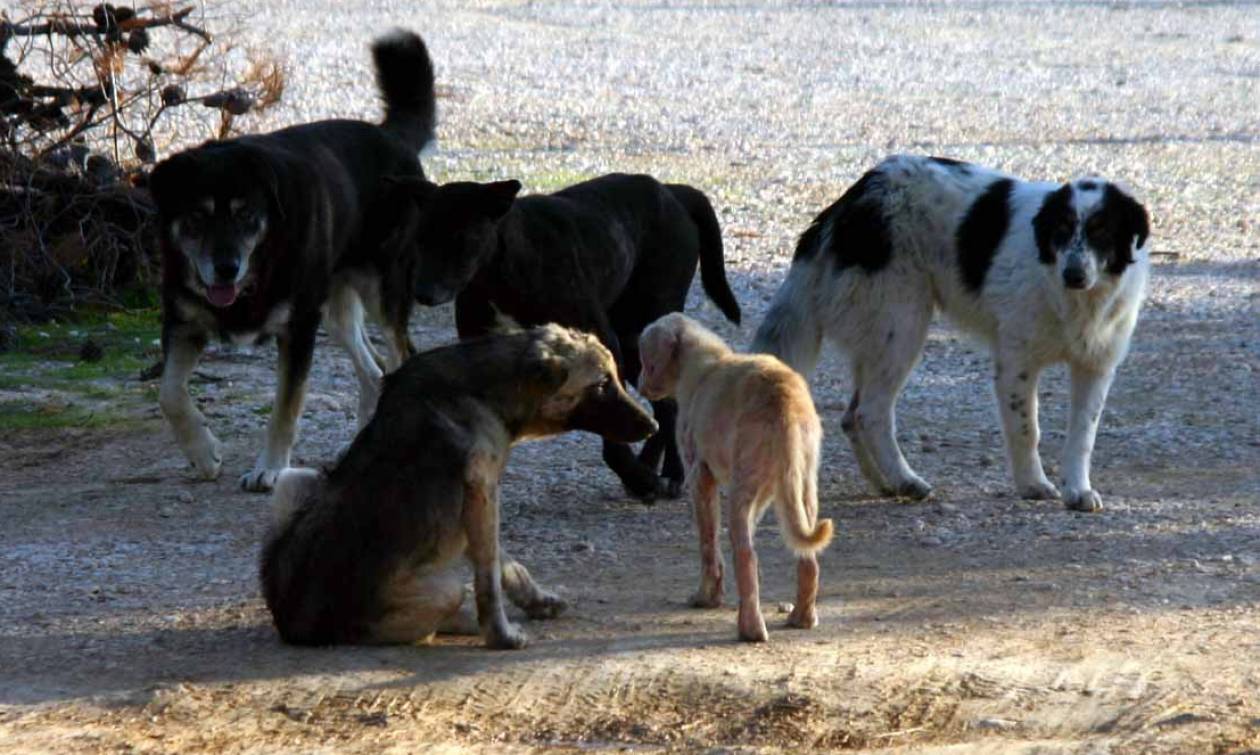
[214,261,239,282]
[1062,267,1087,289]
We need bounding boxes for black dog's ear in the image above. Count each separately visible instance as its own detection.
[147,154,191,216]
[241,147,284,221]
[478,179,521,219]
[385,175,439,205]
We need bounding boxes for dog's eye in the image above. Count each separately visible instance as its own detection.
[1053,222,1074,246]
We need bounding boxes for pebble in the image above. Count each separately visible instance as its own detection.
[777,602,794,614]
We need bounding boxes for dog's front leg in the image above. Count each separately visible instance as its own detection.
[463,476,527,649]
[1062,364,1114,512]
[242,317,318,492]
[994,353,1058,500]
[159,329,221,479]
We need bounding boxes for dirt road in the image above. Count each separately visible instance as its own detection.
[2,1,1258,752]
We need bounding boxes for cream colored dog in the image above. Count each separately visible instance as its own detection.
[639,313,833,642]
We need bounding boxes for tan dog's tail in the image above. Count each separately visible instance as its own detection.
[775,434,834,555]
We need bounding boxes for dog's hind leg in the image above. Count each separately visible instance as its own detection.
[689,462,724,608]
[242,315,318,492]
[501,557,568,620]
[367,567,467,645]
[841,388,892,495]
[728,482,770,642]
[159,327,221,479]
[847,304,933,500]
[326,285,385,429]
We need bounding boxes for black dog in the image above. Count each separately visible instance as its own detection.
[261,325,657,648]
[388,173,742,499]
[150,30,436,492]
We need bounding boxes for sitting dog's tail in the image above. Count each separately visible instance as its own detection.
[372,29,437,153]
[750,257,823,378]
[775,431,833,555]
[667,184,741,325]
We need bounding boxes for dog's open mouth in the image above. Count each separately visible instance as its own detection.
[206,284,239,308]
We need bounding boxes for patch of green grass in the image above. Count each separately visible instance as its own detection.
[523,168,599,193]
[0,307,162,430]
[0,399,129,430]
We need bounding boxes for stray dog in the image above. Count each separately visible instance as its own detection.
[752,155,1150,512]
[639,313,833,642]
[150,30,437,491]
[386,172,742,501]
[260,324,657,648]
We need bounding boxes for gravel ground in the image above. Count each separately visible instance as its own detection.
[2,1,1258,753]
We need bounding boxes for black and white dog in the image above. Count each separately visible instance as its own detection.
[150,30,436,491]
[753,155,1150,511]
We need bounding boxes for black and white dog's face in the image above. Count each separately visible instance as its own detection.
[1032,181,1150,293]
[150,143,279,308]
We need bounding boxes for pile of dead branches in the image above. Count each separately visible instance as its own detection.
[1,1,284,323]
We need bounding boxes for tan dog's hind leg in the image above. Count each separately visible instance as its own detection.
[728,484,769,643]
[502,557,568,620]
[366,567,466,645]
[689,463,724,608]
[787,554,820,629]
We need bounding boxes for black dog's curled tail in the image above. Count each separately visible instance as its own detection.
[667,183,742,325]
[372,29,437,153]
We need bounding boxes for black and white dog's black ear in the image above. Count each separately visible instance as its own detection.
[1106,184,1150,255]
[1032,184,1075,264]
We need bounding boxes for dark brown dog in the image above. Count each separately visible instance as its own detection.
[260,325,657,649]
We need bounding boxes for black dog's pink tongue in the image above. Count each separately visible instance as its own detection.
[206,284,238,308]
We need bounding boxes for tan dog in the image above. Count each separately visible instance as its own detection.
[639,313,833,642]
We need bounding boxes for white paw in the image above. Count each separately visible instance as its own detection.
[1017,479,1061,501]
[240,465,287,493]
[185,429,223,480]
[1064,488,1103,512]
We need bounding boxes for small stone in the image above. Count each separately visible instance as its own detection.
[573,541,594,553]
[919,536,944,547]
[973,717,1019,731]
[79,339,104,363]
[777,602,794,614]
[177,491,194,504]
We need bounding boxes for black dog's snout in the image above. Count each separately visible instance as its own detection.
[214,260,240,282]
[1062,267,1087,289]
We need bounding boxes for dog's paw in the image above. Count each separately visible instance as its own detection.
[785,604,818,630]
[485,622,529,650]
[1064,488,1103,512]
[737,607,769,643]
[689,589,723,609]
[523,591,568,620]
[184,429,223,480]
[1018,479,1061,501]
[240,465,287,493]
[894,476,933,501]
